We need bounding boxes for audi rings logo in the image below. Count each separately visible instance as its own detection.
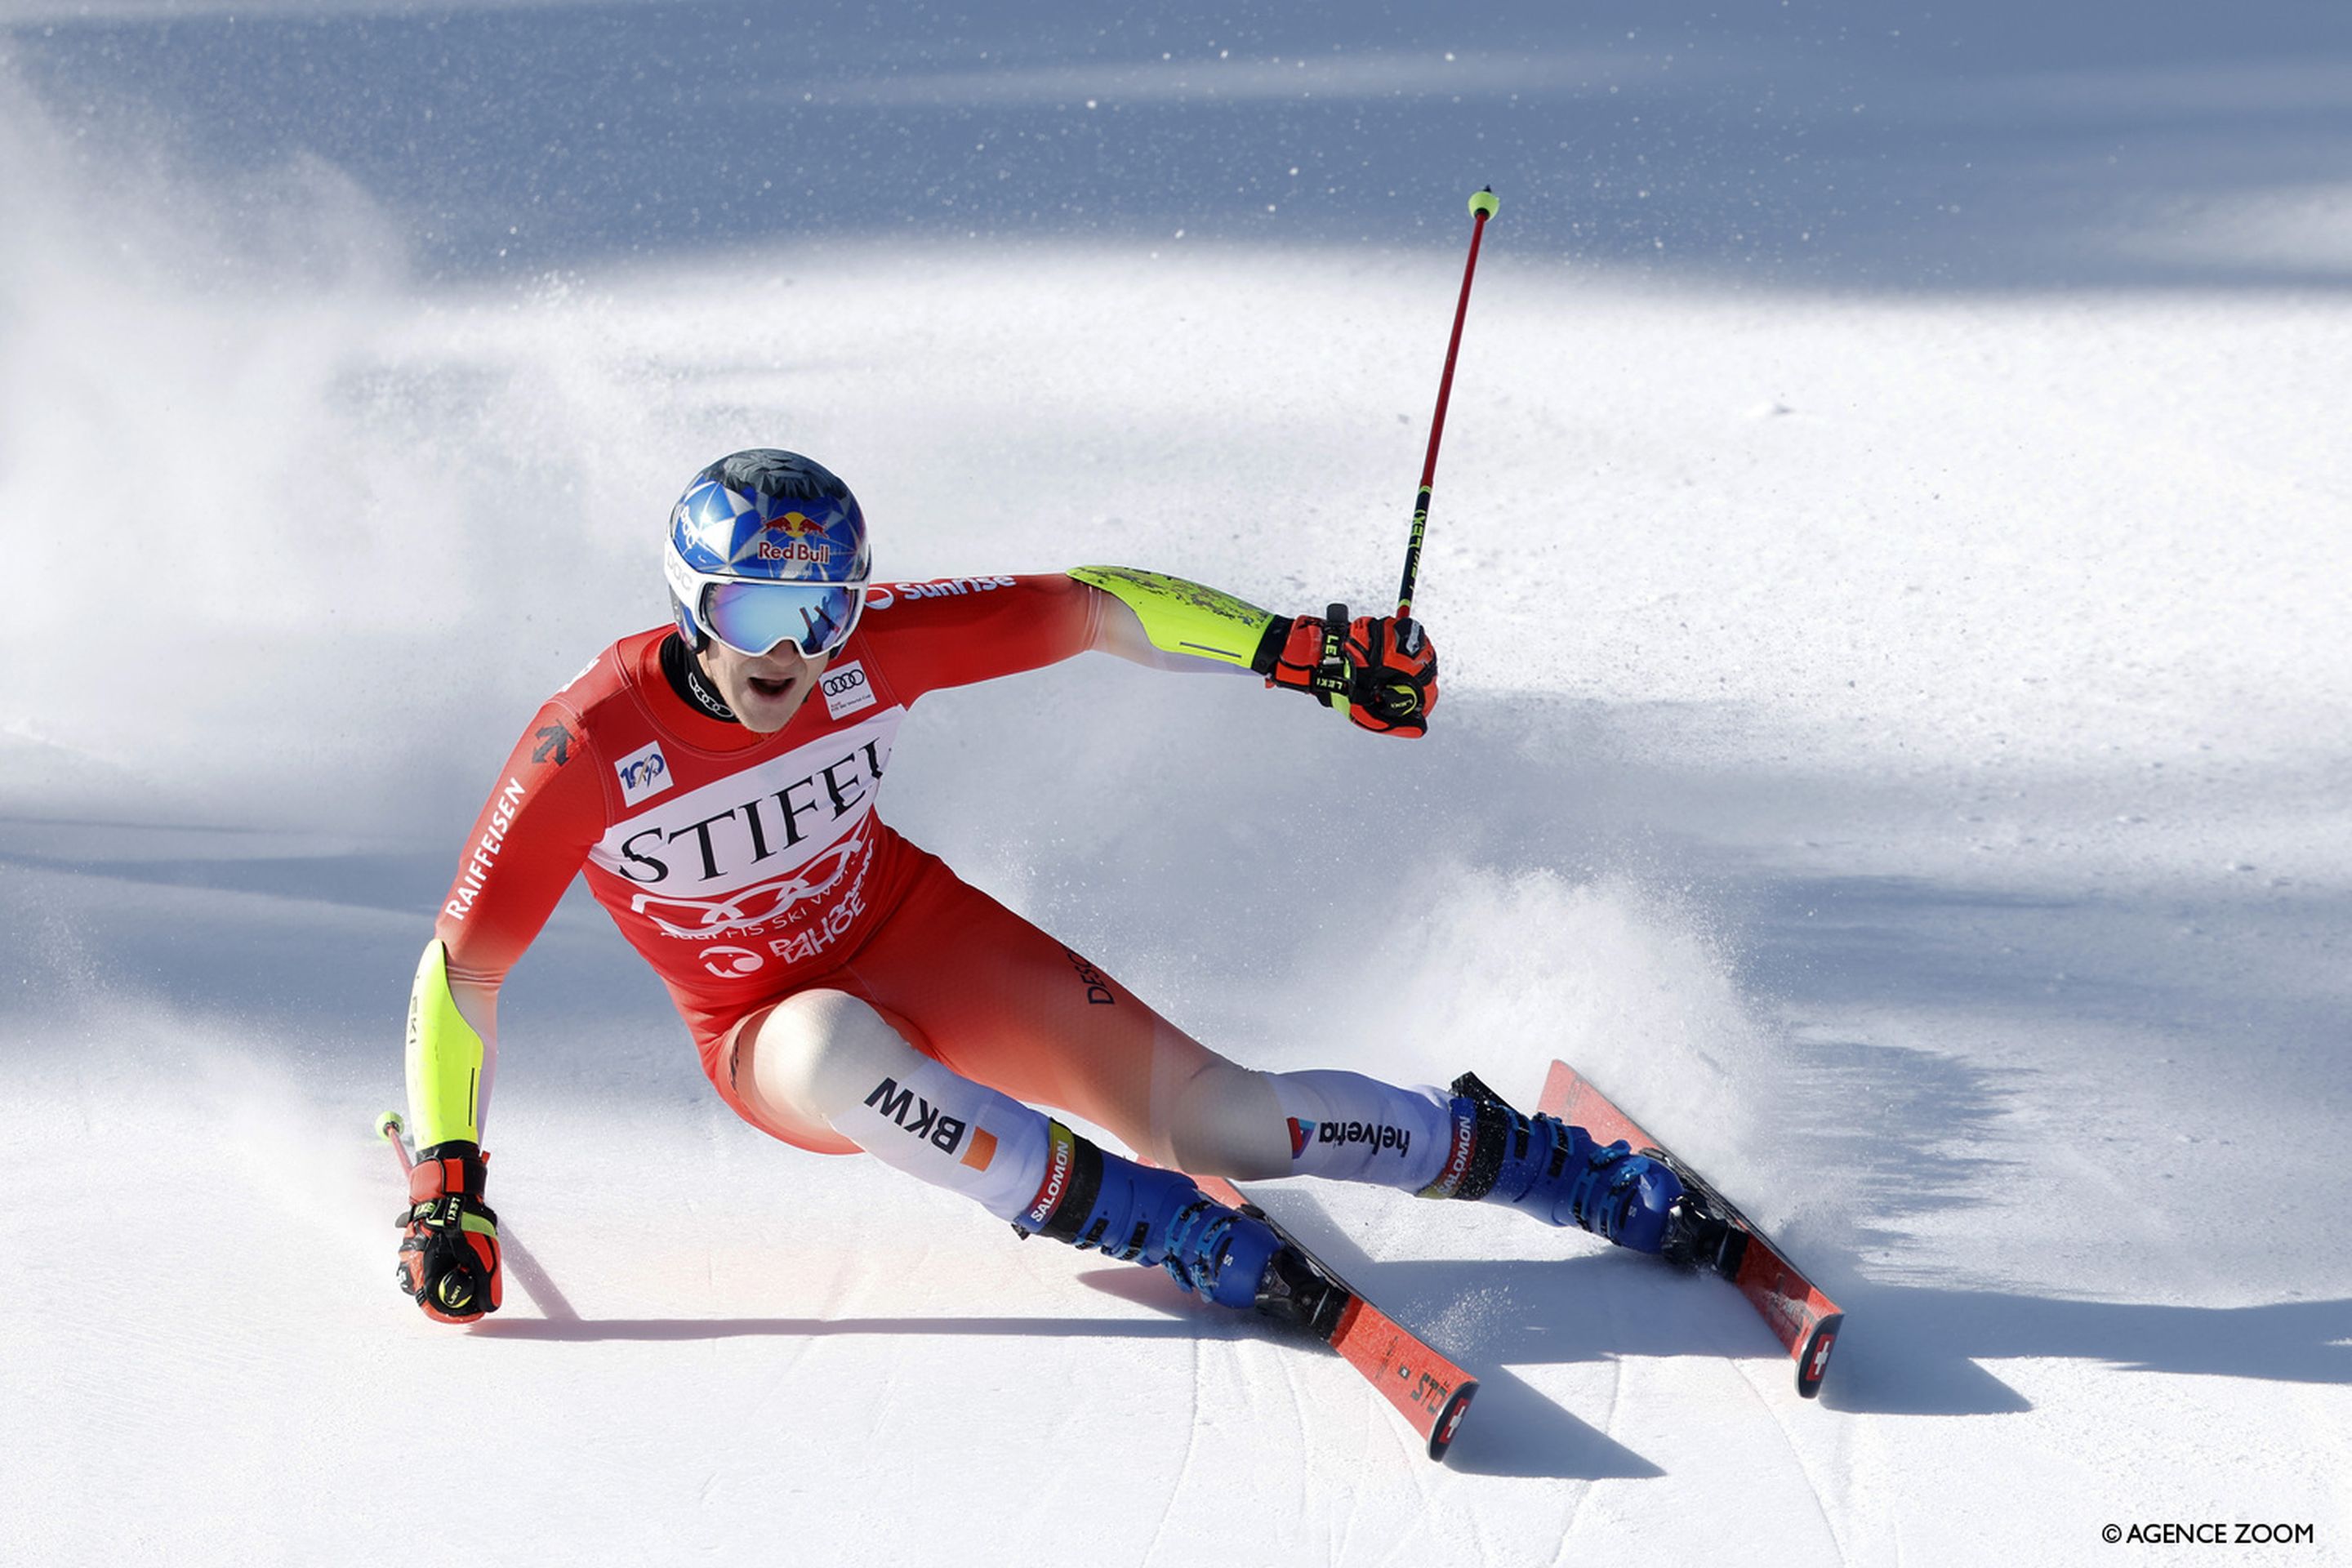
[822,659,876,719]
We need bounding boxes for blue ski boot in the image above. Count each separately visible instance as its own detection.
[1423,1072,1687,1255]
[1014,1121,1302,1314]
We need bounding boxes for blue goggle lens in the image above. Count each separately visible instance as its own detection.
[703,579,863,657]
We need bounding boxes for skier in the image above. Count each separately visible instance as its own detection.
[396,449,1693,1325]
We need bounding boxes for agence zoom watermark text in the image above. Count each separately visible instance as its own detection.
[2104,1522,2315,1546]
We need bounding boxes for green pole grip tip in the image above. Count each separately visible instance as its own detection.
[376,1109,405,1141]
[1469,187,1499,219]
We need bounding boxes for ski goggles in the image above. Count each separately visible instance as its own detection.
[700,577,864,657]
[667,546,866,657]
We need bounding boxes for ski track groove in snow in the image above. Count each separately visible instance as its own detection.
[1139,1330,1205,1568]
[1554,1270,1627,1557]
[1388,1463,1435,1568]
[1264,1333,1316,1539]
[1332,1396,1371,1566]
[1459,1466,1501,1568]
[1726,1351,1849,1565]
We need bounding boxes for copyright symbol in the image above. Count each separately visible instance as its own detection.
[2103,1525,2123,1544]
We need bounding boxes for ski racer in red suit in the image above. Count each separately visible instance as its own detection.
[396,449,1699,1325]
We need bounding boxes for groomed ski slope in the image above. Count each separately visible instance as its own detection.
[5,7,2350,1564]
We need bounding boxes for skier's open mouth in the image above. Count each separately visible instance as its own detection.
[747,675,795,699]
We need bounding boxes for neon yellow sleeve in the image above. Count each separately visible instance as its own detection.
[1066,566,1280,669]
[405,938,488,1148]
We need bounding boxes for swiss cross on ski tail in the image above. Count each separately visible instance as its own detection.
[1536,1060,1847,1398]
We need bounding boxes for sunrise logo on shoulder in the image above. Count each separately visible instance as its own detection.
[862,575,1018,612]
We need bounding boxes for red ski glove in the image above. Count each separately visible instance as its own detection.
[1341,614,1438,737]
[395,1142,502,1324]
[1253,606,1439,737]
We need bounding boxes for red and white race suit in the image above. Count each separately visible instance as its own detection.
[433,572,1236,1147]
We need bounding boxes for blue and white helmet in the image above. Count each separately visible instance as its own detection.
[663,449,871,657]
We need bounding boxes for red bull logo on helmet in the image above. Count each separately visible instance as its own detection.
[757,510,835,564]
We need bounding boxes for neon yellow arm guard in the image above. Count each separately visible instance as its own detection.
[405,939,488,1148]
[1067,566,1281,670]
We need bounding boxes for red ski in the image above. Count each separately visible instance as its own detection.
[1537,1060,1845,1397]
[1191,1171,1480,1462]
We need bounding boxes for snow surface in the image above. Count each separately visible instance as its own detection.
[3,4,2350,1564]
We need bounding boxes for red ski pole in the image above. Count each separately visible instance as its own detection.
[1393,186,1499,649]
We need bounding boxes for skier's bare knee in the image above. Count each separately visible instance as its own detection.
[1155,1061,1465,1189]
[1162,1060,1291,1179]
[736,989,927,1151]
[738,990,1068,1219]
